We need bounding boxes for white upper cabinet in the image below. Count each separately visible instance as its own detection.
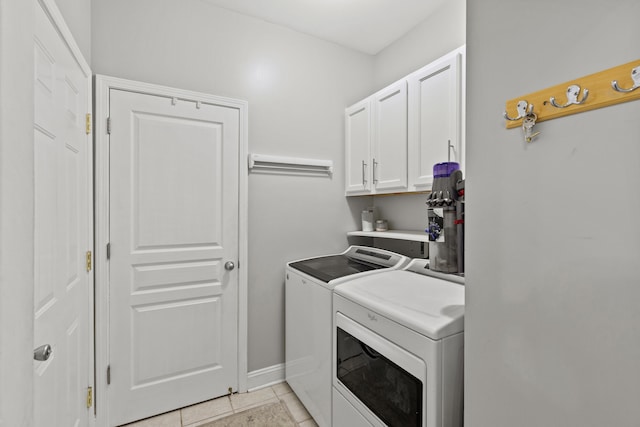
[345,99,372,194]
[408,48,464,190]
[345,46,465,196]
[371,80,408,192]
[345,80,408,196]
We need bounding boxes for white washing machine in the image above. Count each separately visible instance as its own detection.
[285,246,410,427]
[332,258,465,427]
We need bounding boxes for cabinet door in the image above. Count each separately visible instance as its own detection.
[345,100,372,195]
[408,51,462,189]
[372,80,407,193]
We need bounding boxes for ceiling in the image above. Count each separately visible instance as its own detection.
[201,0,447,55]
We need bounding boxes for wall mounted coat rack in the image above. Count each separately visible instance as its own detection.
[504,59,640,130]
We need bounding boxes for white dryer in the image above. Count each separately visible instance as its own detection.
[285,246,410,427]
[332,258,465,427]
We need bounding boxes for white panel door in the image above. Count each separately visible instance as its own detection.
[408,51,462,189]
[33,1,92,426]
[108,89,240,425]
[345,100,372,195]
[372,80,408,193]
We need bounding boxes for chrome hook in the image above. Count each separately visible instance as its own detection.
[546,84,589,108]
[611,65,640,93]
[504,100,534,121]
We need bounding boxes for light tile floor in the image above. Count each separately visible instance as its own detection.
[121,382,319,427]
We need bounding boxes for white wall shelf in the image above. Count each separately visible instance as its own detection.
[248,153,333,176]
[347,229,429,242]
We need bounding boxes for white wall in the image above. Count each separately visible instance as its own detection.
[0,1,35,426]
[52,0,91,64]
[91,0,373,372]
[369,194,430,231]
[465,1,640,426]
[373,0,465,90]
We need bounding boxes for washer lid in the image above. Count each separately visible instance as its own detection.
[335,270,465,340]
[287,246,409,284]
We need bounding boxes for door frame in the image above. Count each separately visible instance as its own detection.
[93,75,249,427]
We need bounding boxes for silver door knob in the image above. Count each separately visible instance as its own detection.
[224,261,235,271]
[34,344,52,361]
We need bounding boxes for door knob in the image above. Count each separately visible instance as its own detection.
[34,344,52,361]
[224,261,235,271]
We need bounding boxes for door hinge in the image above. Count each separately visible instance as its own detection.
[86,386,93,408]
[107,365,111,385]
[86,251,92,272]
[86,113,91,135]
[106,242,111,260]
[107,117,111,134]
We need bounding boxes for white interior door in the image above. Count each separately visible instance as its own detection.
[33,0,93,425]
[108,88,240,425]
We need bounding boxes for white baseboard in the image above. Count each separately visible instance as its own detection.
[247,363,285,392]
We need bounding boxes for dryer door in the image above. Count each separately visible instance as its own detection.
[335,313,426,427]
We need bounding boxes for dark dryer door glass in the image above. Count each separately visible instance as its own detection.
[336,327,423,427]
[288,255,380,283]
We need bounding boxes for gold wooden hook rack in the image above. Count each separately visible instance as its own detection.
[504,59,640,129]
